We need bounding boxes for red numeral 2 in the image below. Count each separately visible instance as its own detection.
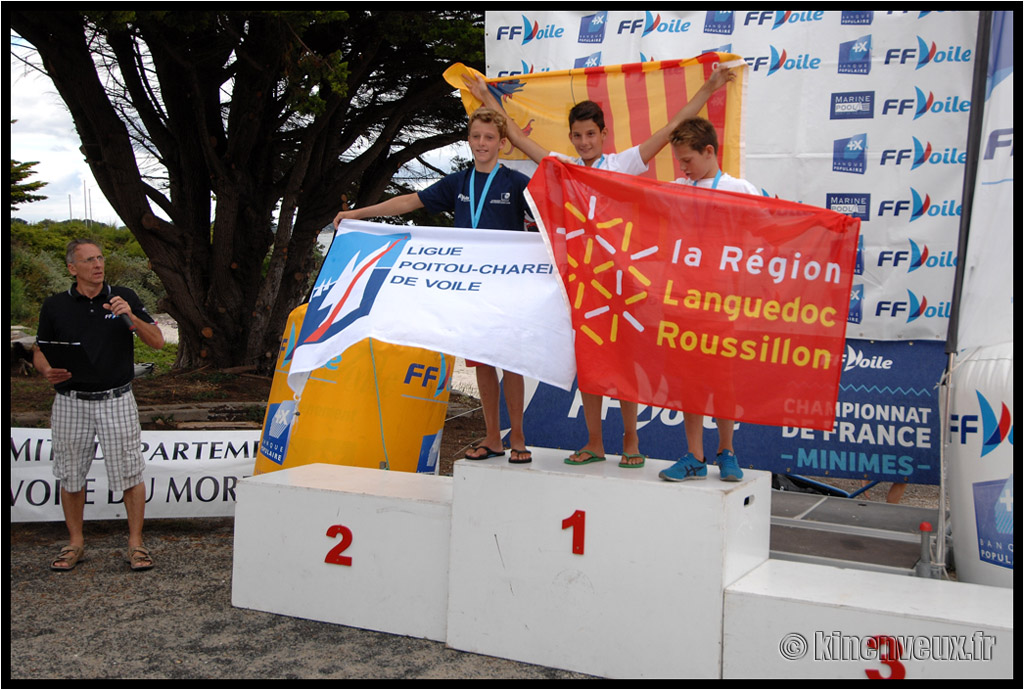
[562,510,586,555]
[325,524,353,566]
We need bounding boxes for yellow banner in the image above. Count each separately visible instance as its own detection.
[255,304,452,475]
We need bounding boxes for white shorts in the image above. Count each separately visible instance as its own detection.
[51,388,145,493]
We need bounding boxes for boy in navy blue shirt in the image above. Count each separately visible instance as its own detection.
[333,108,535,463]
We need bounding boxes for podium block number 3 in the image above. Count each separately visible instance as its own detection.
[562,510,586,555]
[325,524,354,566]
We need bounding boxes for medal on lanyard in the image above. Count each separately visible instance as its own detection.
[469,166,500,229]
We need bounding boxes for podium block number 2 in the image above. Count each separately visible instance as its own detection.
[325,524,354,566]
[562,510,586,555]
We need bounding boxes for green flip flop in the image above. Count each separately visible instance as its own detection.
[565,449,606,466]
[619,453,646,468]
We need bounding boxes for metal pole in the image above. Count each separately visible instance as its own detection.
[935,10,992,574]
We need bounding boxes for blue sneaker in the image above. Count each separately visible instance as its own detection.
[659,453,707,481]
[717,450,743,482]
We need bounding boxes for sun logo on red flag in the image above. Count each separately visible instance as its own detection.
[562,196,658,345]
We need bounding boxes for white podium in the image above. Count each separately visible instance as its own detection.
[231,464,453,642]
[445,449,770,678]
[723,559,1015,679]
[230,455,1013,680]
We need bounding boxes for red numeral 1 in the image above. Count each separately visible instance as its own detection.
[325,524,353,566]
[562,510,586,555]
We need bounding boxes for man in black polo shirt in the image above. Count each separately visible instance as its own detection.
[33,239,165,571]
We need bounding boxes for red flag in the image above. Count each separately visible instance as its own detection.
[527,158,860,431]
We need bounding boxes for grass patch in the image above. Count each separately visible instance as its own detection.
[136,340,178,374]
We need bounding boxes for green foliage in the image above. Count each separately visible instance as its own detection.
[136,339,177,374]
[11,120,49,211]
[10,159,48,210]
[10,219,166,328]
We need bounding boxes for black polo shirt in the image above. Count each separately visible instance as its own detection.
[37,282,156,393]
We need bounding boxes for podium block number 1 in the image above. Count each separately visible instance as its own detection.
[325,524,354,566]
[562,510,586,555]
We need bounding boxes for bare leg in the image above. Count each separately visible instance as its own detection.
[683,412,705,461]
[123,482,153,569]
[501,372,532,462]
[715,419,735,454]
[53,488,87,568]
[886,483,907,504]
[502,372,526,450]
[123,482,147,549]
[466,365,505,457]
[566,391,606,463]
[619,400,643,465]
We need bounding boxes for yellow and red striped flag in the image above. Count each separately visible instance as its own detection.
[444,53,747,183]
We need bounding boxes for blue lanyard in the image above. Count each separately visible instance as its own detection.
[469,166,500,229]
[693,170,723,189]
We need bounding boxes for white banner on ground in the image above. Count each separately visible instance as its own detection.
[287,220,576,396]
[10,428,260,522]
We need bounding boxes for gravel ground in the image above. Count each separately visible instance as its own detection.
[9,517,589,680]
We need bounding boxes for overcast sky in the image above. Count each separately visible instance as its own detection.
[10,31,125,226]
[11,28,468,231]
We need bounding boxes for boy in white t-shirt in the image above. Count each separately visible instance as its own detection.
[466,67,734,468]
[660,117,758,483]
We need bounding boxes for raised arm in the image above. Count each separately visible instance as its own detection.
[637,65,737,165]
[333,192,425,229]
[463,74,550,165]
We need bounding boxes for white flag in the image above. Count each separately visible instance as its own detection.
[288,220,575,396]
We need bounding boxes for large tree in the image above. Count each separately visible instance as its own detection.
[10,10,483,369]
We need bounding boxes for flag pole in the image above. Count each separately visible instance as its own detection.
[935,9,992,576]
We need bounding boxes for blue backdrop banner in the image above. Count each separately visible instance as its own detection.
[515,338,946,485]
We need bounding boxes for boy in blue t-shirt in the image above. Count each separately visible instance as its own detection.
[333,108,535,463]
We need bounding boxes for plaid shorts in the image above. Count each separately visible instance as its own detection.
[51,388,145,493]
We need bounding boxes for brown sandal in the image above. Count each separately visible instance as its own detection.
[127,546,155,571]
[51,545,85,571]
